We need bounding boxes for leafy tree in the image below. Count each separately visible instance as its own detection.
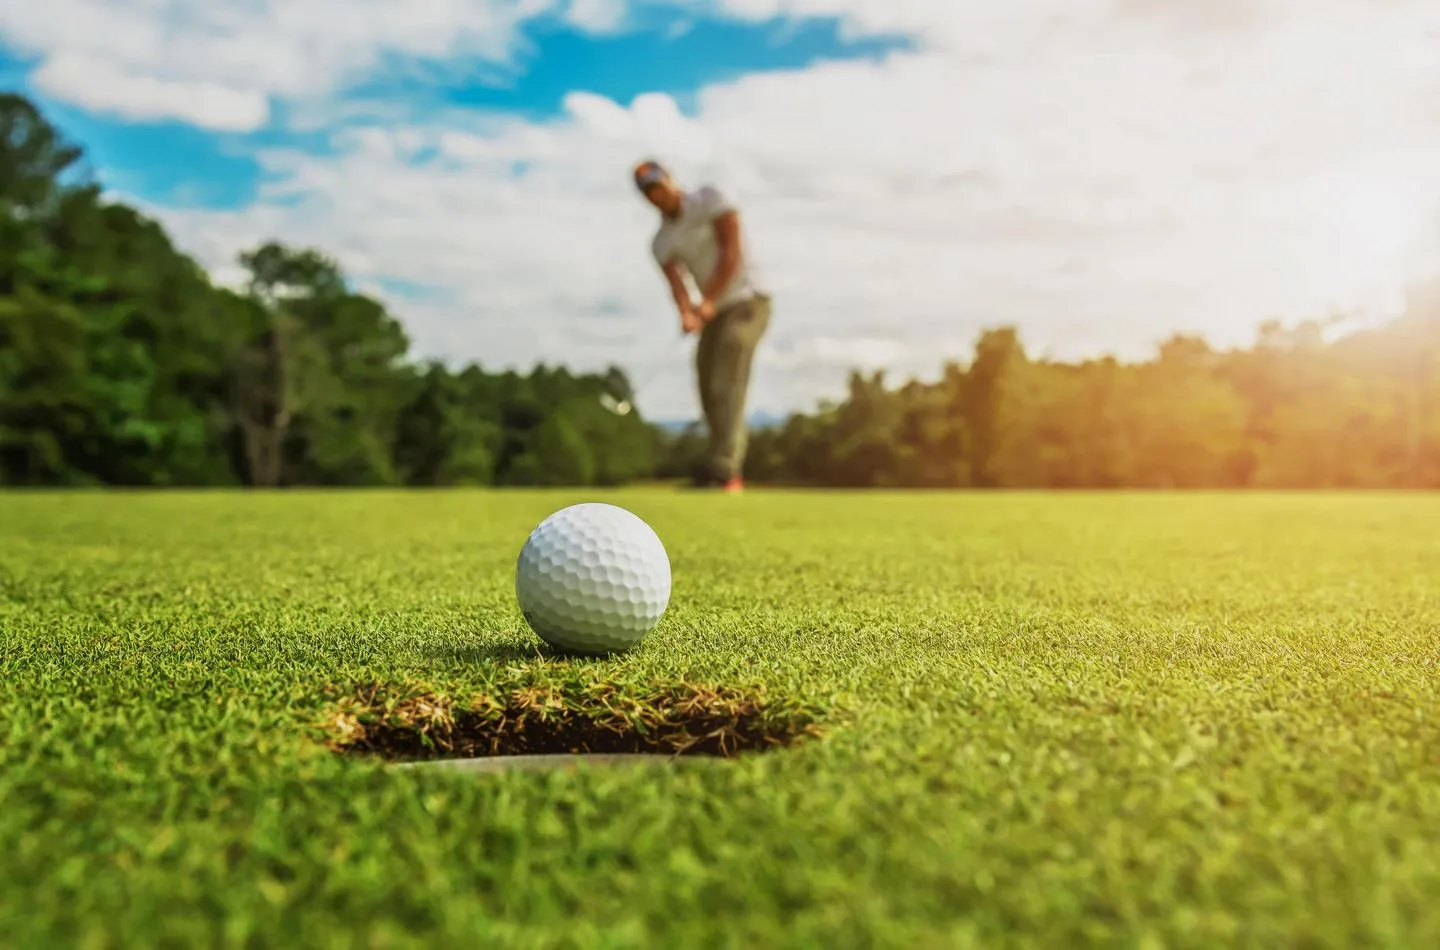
[231,242,414,486]
[0,96,245,485]
[0,288,90,483]
[0,92,87,217]
[524,412,596,486]
[393,363,499,486]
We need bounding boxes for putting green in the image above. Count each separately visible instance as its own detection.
[1,489,1437,947]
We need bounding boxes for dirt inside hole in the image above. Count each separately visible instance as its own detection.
[319,676,827,762]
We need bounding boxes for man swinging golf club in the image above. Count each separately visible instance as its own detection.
[633,159,771,493]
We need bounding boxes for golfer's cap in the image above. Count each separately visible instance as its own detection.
[633,160,668,190]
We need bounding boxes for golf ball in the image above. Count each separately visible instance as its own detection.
[515,503,671,654]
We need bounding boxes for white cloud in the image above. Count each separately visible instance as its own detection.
[7,0,1440,419]
[31,52,269,132]
[0,0,559,130]
[566,0,629,33]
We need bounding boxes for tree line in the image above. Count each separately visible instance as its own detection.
[4,91,1439,490]
[0,93,654,487]
[732,311,1440,488]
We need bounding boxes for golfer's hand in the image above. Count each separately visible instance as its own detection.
[680,308,703,334]
[695,298,717,323]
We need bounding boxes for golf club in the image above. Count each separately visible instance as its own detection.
[601,331,691,416]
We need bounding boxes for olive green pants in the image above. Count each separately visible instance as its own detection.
[695,293,772,481]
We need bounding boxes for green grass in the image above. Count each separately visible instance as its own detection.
[2,490,1438,948]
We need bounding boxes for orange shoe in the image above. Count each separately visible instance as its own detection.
[722,476,744,494]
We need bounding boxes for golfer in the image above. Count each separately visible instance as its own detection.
[633,159,771,493]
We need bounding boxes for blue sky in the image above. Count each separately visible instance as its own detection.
[0,11,905,212]
[0,1,1437,418]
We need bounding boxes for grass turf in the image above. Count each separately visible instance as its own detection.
[1,489,1437,948]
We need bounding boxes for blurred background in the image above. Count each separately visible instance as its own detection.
[2,1,1440,488]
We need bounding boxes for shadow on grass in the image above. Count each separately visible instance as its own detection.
[425,640,556,665]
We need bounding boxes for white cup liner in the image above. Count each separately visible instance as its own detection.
[391,753,682,774]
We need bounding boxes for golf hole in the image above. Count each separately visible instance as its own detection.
[320,678,827,772]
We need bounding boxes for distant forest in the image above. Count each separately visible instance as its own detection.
[4,91,1439,489]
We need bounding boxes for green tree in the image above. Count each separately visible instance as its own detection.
[233,242,412,486]
[524,411,596,486]
[393,363,499,486]
[0,96,246,485]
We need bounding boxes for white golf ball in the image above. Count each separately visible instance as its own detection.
[515,503,672,654]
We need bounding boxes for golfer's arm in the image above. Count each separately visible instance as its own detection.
[661,260,692,315]
[701,211,741,304]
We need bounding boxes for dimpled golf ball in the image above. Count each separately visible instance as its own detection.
[515,503,671,654]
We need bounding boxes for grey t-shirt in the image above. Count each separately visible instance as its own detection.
[651,185,763,310]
